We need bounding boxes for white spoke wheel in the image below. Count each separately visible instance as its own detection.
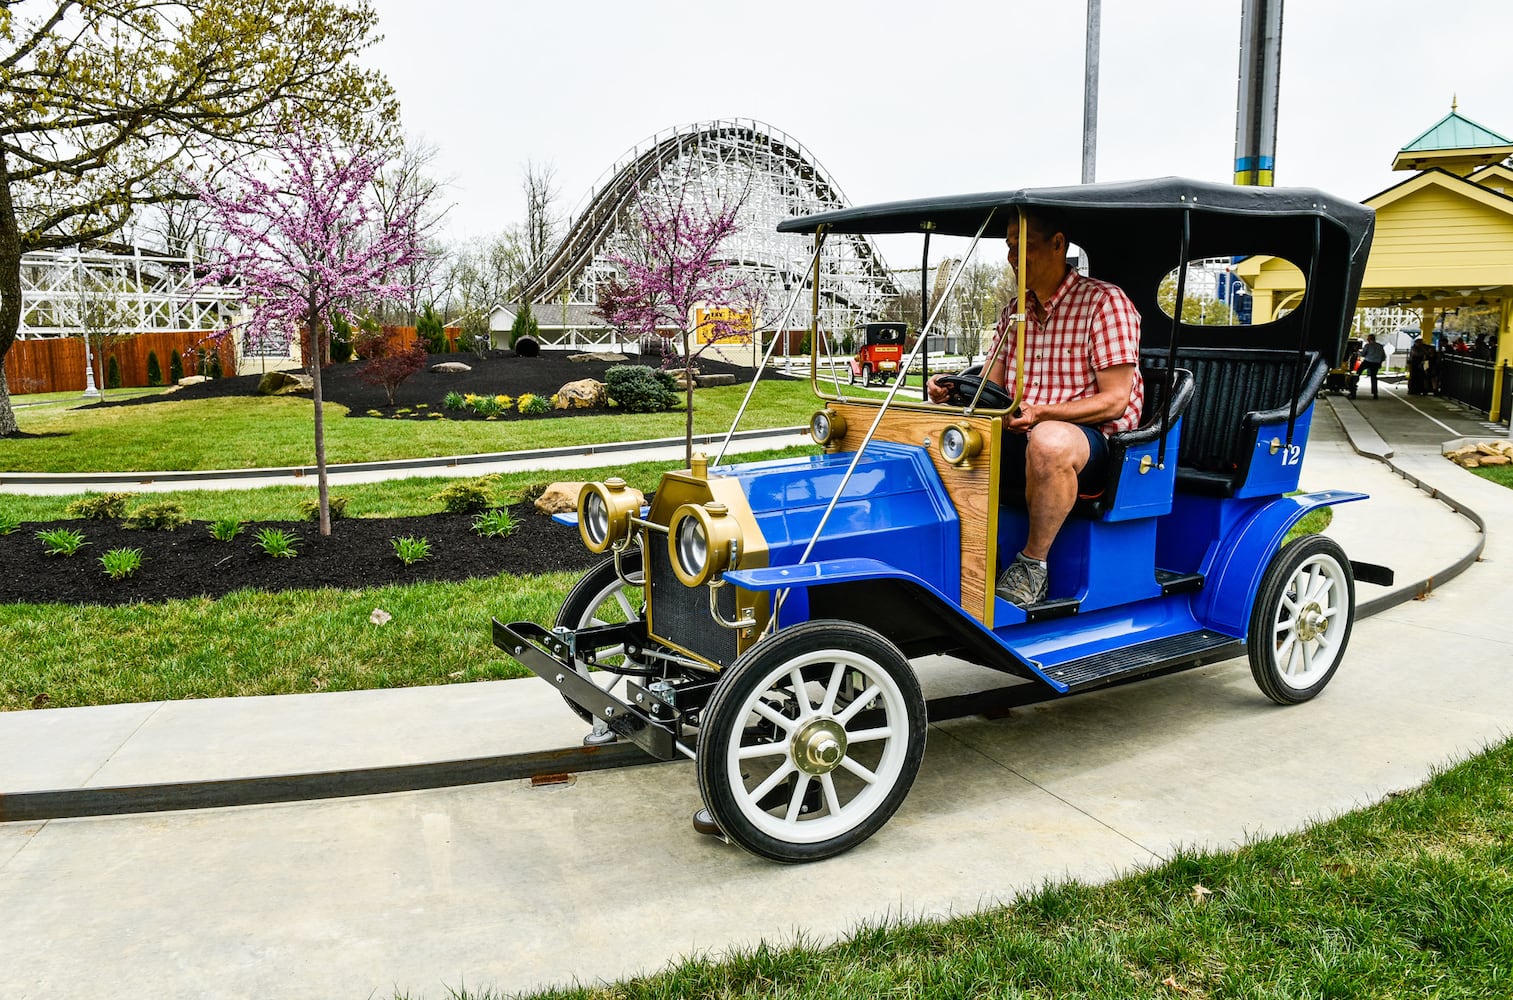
[554,551,647,726]
[696,621,926,863]
[1248,534,1355,704]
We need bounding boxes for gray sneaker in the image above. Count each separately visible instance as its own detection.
[996,554,1048,607]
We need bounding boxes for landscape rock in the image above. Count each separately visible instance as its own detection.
[534,481,645,515]
[555,379,607,409]
[696,373,738,387]
[177,375,208,386]
[571,352,631,363]
[431,362,472,374]
[257,370,313,396]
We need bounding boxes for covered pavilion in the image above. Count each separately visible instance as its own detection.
[1239,101,1513,420]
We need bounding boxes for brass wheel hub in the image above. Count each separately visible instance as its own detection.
[1296,602,1328,642]
[793,718,848,776]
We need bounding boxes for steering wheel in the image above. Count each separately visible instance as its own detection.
[933,373,1013,410]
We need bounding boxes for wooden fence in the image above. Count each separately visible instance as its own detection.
[4,331,234,395]
[6,323,465,396]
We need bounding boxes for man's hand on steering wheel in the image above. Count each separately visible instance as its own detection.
[929,373,1014,410]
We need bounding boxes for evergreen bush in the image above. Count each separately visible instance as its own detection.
[146,351,163,386]
[169,349,184,383]
[329,313,355,363]
[106,356,122,389]
[417,303,446,354]
[510,303,540,351]
[605,365,679,413]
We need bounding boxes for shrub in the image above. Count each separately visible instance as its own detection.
[207,350,223,379]
[65,492,136,520]
[517,392,552,415]
[443,391,466,410]
[470,395,503,418]
[100,547,144,580]
[417,303,447,354]
[169,349,184,384]
[509,302,539,349]
[517,482,550,506]
[209,519,243,542]
[254,527,299,558]
[298,495,348,521]
[472,507,517,538]
[0,512,21,535]
[329,313,355,364]
[106,356,122,389]
[356,340,428,405]
[605,365,679,413]
[122,501,189,531]
[146,350,163,386]
[432,476,499,514]
[391,535,431,566]
[37,527,88,557]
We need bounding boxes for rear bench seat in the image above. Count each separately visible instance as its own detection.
[1142,347,1327,499]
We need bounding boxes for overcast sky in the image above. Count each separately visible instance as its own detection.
[366,0,1512,260]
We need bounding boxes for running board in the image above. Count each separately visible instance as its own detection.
[1041,629,1242,693]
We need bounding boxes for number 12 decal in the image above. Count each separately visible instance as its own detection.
[1281,444,1302,466]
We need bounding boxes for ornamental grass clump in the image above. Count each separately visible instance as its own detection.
[0,512,20,535]
[100,547,144,580]
[254,527,299,558]
[37,527,88,556]
[64,492,136,520]
[122,500,189,531]
[443,390,466,411]
[391,535,431,565]
[471,507,517,538]
[516,392,552,415]
[209,519,244,542]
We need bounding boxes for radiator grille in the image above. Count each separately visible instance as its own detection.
[647,540,739,668]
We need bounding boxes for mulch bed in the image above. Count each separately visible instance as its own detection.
[80,349,786,421]
[12,349,787,606]
[1,506,601,606]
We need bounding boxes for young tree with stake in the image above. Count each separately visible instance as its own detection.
[193,119,432,535]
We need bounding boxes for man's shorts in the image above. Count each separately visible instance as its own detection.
[999,424,1111,500]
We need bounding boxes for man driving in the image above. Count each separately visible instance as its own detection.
[927,208,1143,607]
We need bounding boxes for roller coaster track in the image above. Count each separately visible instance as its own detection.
[519,119,898,328]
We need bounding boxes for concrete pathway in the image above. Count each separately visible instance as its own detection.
[1,394,1509,999]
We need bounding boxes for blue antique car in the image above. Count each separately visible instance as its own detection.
[493,178,1383,863]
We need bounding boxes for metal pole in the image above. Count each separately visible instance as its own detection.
[1082,0,1101,185]
[1234,0,1284,186]
[920,226,933,400]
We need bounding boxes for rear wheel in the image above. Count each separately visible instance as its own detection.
[1248,534,1354,704]
[861,363,873,385]
[554,551,649,727]
[696,621,926,863]
[846,364,858,385]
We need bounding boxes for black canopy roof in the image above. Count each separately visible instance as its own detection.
[778,177,1376,363]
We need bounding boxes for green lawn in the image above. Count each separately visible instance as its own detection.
[3,380,819,472]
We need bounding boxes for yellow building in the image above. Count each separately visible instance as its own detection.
[1240,102,1513,419]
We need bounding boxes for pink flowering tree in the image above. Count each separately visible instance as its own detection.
[193,120,431,535]
[602,181,747,466]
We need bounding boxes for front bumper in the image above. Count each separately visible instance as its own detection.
[491,618,682,760]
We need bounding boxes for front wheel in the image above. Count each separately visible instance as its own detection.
[1247,534,1355,704]
[554,550,648,726]
[696,621,926,863]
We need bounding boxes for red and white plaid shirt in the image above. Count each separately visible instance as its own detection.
[985,268,1144,435]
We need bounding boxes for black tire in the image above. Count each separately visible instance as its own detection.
[554,550,647,725]
[1247,534,1355,704]
[696,620,926,863]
